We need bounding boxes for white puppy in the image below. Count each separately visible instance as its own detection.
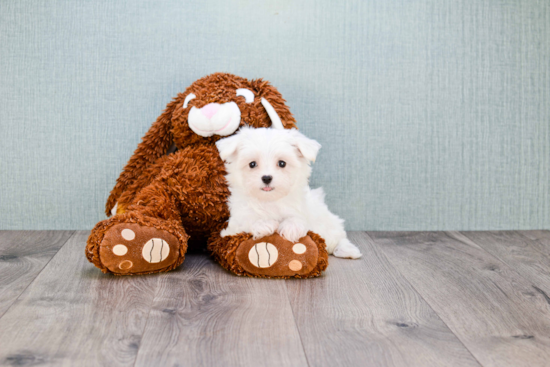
[215,126,361,259]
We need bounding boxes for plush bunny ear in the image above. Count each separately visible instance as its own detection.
[251,79,297,130]
[261,98,284,130]
[105,98,178,216]
[291,130,322,163]
[215,133,242,162]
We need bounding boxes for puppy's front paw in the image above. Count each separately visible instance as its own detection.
[333,239,362,259]
[277,218,308,243]
[251,219,279,239]
[221,224,239,238]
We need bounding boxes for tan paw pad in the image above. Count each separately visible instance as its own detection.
[142,238,170,263]
[288,260,303,271]
[248,242,278,268]
[121,228,135,241]
[292,243,306,254]
[112,244,128,256]
[119,260,133,270]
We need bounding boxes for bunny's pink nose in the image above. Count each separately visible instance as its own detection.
[201,103,220,119]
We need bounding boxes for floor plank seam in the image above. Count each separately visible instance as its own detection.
[514,230,550,254]
[363,231,486,367]
[284,280,311,367]
[0,230,75,321]
[131,273,163,367]
[3,230,548,366]
[459,231,549,292]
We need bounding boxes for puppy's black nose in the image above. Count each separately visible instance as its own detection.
[262,175,273,184]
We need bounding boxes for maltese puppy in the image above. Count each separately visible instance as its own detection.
[215,126,361,259]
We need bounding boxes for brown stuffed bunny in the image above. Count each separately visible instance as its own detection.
[86,73,328,278]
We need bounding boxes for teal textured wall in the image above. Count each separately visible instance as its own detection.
[1,0,549,230]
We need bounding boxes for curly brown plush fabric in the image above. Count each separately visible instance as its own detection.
[86,73,328,277]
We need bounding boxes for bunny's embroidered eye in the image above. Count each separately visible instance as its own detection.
[249,161,257,168]
[236,89,254,104]
[278,160,286,168]
[183,93,196,109]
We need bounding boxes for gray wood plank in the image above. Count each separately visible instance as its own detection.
[0,230,73,318]
[286,232,481,367]
[0,231,160,367]
[134,255,308,367]
[461,231,550,294]
[367,231,550,367]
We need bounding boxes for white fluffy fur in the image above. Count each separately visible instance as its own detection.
[216,126,361,259]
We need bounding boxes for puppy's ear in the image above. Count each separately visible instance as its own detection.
[291,131,321,163]
[216,134,241,162]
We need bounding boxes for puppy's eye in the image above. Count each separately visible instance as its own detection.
[249,161,257,168]
[278,160,286,168]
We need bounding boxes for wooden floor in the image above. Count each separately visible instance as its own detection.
[1,231,550,366]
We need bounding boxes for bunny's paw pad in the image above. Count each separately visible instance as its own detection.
[99,223,181,275]
[235,234,319,277]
